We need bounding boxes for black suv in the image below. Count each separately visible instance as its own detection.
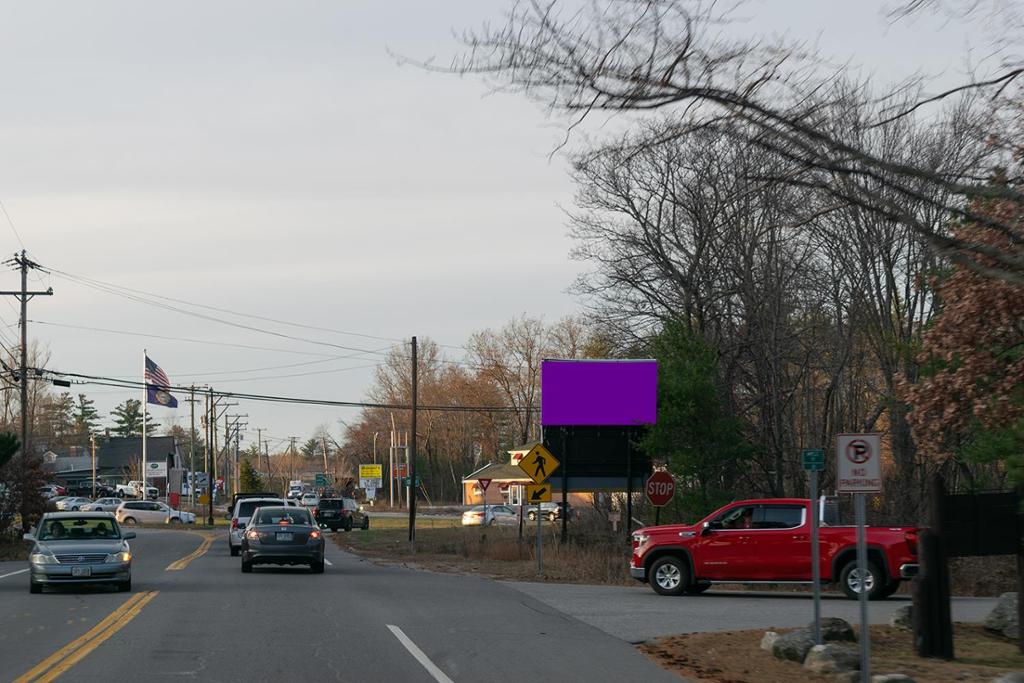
[68,480,115,498]
[315,498,369,532]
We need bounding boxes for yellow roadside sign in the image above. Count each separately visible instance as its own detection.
[518,444,560,484]
[359,464,383,479]
[525,483,552,504]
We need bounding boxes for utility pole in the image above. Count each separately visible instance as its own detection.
[409,336,418,549]
[204,389,212,524]
[226,414,247,492]
[0,251,53,532]
[321,435,329,488]
[185,386,199,510]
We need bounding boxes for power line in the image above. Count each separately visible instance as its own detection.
[29,320,390,359]
[36,367,532,414]
[44,266,407,346]
[0,199,25,250]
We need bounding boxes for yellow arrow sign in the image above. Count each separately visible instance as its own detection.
[518,444,560,484]
[526,483,552,503]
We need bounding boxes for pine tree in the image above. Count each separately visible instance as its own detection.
[109,399,157,437]
[239,458,264,493]
[73,393,101,437]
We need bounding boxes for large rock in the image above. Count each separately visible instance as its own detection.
[890,605,913,630]
[772,629,817,662]
[984,592,1019,640]
[760,631,779,651]
[819,617,857,642]
[803,644,860,673]
[872,675,916,683]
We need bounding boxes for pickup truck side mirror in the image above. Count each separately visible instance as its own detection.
[702,521,724,535]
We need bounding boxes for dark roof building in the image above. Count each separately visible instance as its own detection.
[43,436,182,481]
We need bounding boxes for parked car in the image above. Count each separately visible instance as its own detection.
[526,502,572,522]
[55,497,94,512]
[461,505,517,526]
[80,497,125,512]
[115,501,196,525]
[228,496,291,556]
[315,498,369,532]
[25,512,135,593]
[39,485,63,499]
[240,506,325,573]
[114,481,158,500]
[67,481,116,498]
[629,498,919,600]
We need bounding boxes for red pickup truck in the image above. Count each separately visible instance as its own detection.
[630,498,918,600]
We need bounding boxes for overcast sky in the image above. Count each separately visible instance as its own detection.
[0,1,990,450]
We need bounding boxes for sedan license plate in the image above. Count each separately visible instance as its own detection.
[276,532,293,542]
[71,566,92,578]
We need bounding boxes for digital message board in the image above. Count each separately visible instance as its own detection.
[541,359,657,426]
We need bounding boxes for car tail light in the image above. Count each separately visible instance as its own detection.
[231,518,239,529]
[312,507,318,516]
[309,530,321,539]
[245,529,260,541]
[905,530,919,555]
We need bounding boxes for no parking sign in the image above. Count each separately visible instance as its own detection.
[836,433,881,493]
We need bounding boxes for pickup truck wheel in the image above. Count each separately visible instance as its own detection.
[839,559,884,600]
[649,556,689,596]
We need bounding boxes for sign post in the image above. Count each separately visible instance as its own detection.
[519,444,560,575]
[802,448,825,645]
[836,434,882,683]
[645,471,675,526]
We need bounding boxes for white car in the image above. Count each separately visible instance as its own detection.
[461,505,517,526]
[81,497,124,512]
[115,501,196,525]
[55,496,93,511]
[299,493,319,508]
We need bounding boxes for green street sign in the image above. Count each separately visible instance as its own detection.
[315,473,328,486]
[802,449,825,471]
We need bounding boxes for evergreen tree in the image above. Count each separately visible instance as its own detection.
[109,399,157,437]
[73,393,102,437]
[239,458,264,493]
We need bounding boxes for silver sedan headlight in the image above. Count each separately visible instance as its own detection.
[30,552,57,565]
[105,551,131,563]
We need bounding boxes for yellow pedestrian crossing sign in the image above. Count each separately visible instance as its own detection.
[526,483,552,503]
[518,444,560,484]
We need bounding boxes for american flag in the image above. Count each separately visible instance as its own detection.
[145,355,178,408]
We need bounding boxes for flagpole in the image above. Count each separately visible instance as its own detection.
[142,348,147,496]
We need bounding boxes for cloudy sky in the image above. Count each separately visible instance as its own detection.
[0,1,989,448]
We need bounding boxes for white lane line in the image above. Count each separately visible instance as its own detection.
[386,625,455,683]
[0,568,29,580]
[324,559,333,566]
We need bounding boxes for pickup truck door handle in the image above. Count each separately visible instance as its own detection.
[792,535,808,541]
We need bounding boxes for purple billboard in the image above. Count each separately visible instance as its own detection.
[541,359,657,426]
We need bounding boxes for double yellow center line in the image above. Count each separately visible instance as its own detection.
[166,533,214,571]
[14,591,159,683]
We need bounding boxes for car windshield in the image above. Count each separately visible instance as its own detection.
[38,517,120,540]
[237,500,281,517]
[253,508,313,526]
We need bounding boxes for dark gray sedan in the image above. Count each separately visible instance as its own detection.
[240,506,325,573]
[25,512,135,593]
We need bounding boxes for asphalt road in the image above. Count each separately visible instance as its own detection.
[1,529,679,682]
[508,582,999,643]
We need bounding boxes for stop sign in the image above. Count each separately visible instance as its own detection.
[645,471,675,507]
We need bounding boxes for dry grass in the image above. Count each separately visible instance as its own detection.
[640,624,1024,683]
[335,518,634,585]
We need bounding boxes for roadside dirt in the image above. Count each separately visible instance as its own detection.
[638,624,1024,683]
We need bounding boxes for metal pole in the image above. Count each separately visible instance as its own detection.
[142,349,147,492]
[389,429,394,508]
[810,471,821,645]
[408,336,418,549]
[373,431,379,465]
[560,427,568,544]
[206,388,214,524]
[625,431,633,540]
[855,492,870,682]
[90,435,96,499]
[19,251,28,501]
[189,386,196,510]
[536,491,543,575]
